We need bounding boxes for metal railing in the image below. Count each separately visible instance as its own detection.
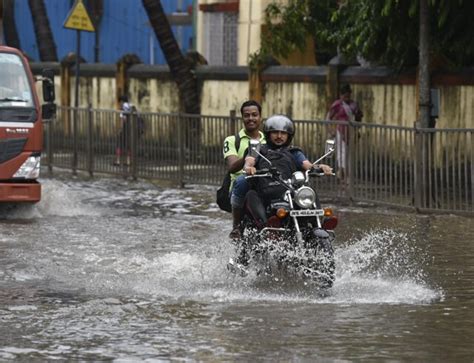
[43,106,473,214]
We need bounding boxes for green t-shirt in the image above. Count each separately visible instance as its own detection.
[223,128,266,189]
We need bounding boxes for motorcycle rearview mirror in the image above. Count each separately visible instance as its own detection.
[325,139,335,154]
[249,139,261,157]
[313,138,337,165]
[41,68,55,103]
[249,139,272,166]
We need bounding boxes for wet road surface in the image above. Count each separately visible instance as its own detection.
[0,174,473,361]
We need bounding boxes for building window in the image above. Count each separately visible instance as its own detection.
[203,11,237,66]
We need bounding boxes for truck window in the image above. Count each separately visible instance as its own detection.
[0,53,34,108]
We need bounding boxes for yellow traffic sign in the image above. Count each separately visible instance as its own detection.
[64,0,95,32]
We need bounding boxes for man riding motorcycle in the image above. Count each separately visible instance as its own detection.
[229,115,332,240]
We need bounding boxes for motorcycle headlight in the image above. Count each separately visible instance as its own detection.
[294,186,316,208]
[291,171,305,187]
[13,156,41,179]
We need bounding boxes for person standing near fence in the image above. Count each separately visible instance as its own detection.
[328,84,363,184]
[223,100,266,239]
[114,95,132,166]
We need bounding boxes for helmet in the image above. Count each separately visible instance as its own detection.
[263,114,295,146]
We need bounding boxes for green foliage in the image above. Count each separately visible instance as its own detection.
[330,0,420,69]
[248,49,276,71]
[257,0,474,69]
[249,0,338,67]
[263,2,308,56]
[331,0,474,69]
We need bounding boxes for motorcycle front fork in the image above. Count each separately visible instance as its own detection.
[287,194,323,245]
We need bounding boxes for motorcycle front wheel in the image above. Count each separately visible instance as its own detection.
[304,237,335,288]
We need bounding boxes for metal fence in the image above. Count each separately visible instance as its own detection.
[43,106,473,215]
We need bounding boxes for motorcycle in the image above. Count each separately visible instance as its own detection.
[227,139,338,288]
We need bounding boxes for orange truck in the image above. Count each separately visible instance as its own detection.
[0,46,56,203]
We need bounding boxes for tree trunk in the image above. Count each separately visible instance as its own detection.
[3,0,21,49]
[415,0,431,210]
[86,0,104,62]
[142,0,200,114]
[28,0,58,61]
[418,0,430,128]
[0,1,3,44]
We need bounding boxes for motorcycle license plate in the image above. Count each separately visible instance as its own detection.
[290,209,324,217]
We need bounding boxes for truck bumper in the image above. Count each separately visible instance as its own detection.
[0,181,41,203]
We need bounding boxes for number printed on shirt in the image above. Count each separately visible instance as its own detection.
[223,140,230,153]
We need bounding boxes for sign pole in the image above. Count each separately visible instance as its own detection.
[73,29,81,175]
[75,30,81,110]
[63,0,95,175]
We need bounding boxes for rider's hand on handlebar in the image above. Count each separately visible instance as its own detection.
[243,156,257,175]
[244,166,257,175]
[313,163,333,176]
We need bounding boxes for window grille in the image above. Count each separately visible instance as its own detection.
[203,12,237,65]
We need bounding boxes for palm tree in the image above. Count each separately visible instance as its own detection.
[142,0,200,114]
[28,0,58,61]
[87,0,104,62]
[3,0,21,50]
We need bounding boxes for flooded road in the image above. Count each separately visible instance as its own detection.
[1,174,473,361]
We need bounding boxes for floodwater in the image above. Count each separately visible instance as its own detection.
[0,174,473,361]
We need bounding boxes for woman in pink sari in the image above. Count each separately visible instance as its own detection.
[328,84,363,184]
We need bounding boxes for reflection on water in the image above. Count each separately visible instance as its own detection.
[0,175,473,361]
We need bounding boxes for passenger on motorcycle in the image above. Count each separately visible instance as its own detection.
[224,101,266,239]
[229,115,332,239]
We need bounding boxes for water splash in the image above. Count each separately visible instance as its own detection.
[0,179,103,219]
[142,228,441,304]
[337,229,427,280]
[69,227,442,305]
[329,229,443,304]
[38,179,105,217]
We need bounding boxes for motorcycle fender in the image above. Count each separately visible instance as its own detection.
[312,228,330,239]
[311,228,334,253]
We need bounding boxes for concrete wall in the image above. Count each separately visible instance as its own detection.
[355,84,417,127]
[439,85,474,129]
[262,81,328,121]
[30,63,474,129]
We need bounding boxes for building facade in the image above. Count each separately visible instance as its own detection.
[196,0,276,66]
[9,0,194,64]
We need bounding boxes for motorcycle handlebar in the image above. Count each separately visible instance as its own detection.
[255,168,270,175]
[307,169,336,178]
[245,167,280,179]
[308,170,325,177]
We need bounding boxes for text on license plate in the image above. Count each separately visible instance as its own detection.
[290,209,324,217]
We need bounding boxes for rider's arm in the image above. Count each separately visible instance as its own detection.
[298,153,332,175]
[294,151,315,171]
[223,135,244,173]
[302,160,314,171]
[226,155,245,173]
